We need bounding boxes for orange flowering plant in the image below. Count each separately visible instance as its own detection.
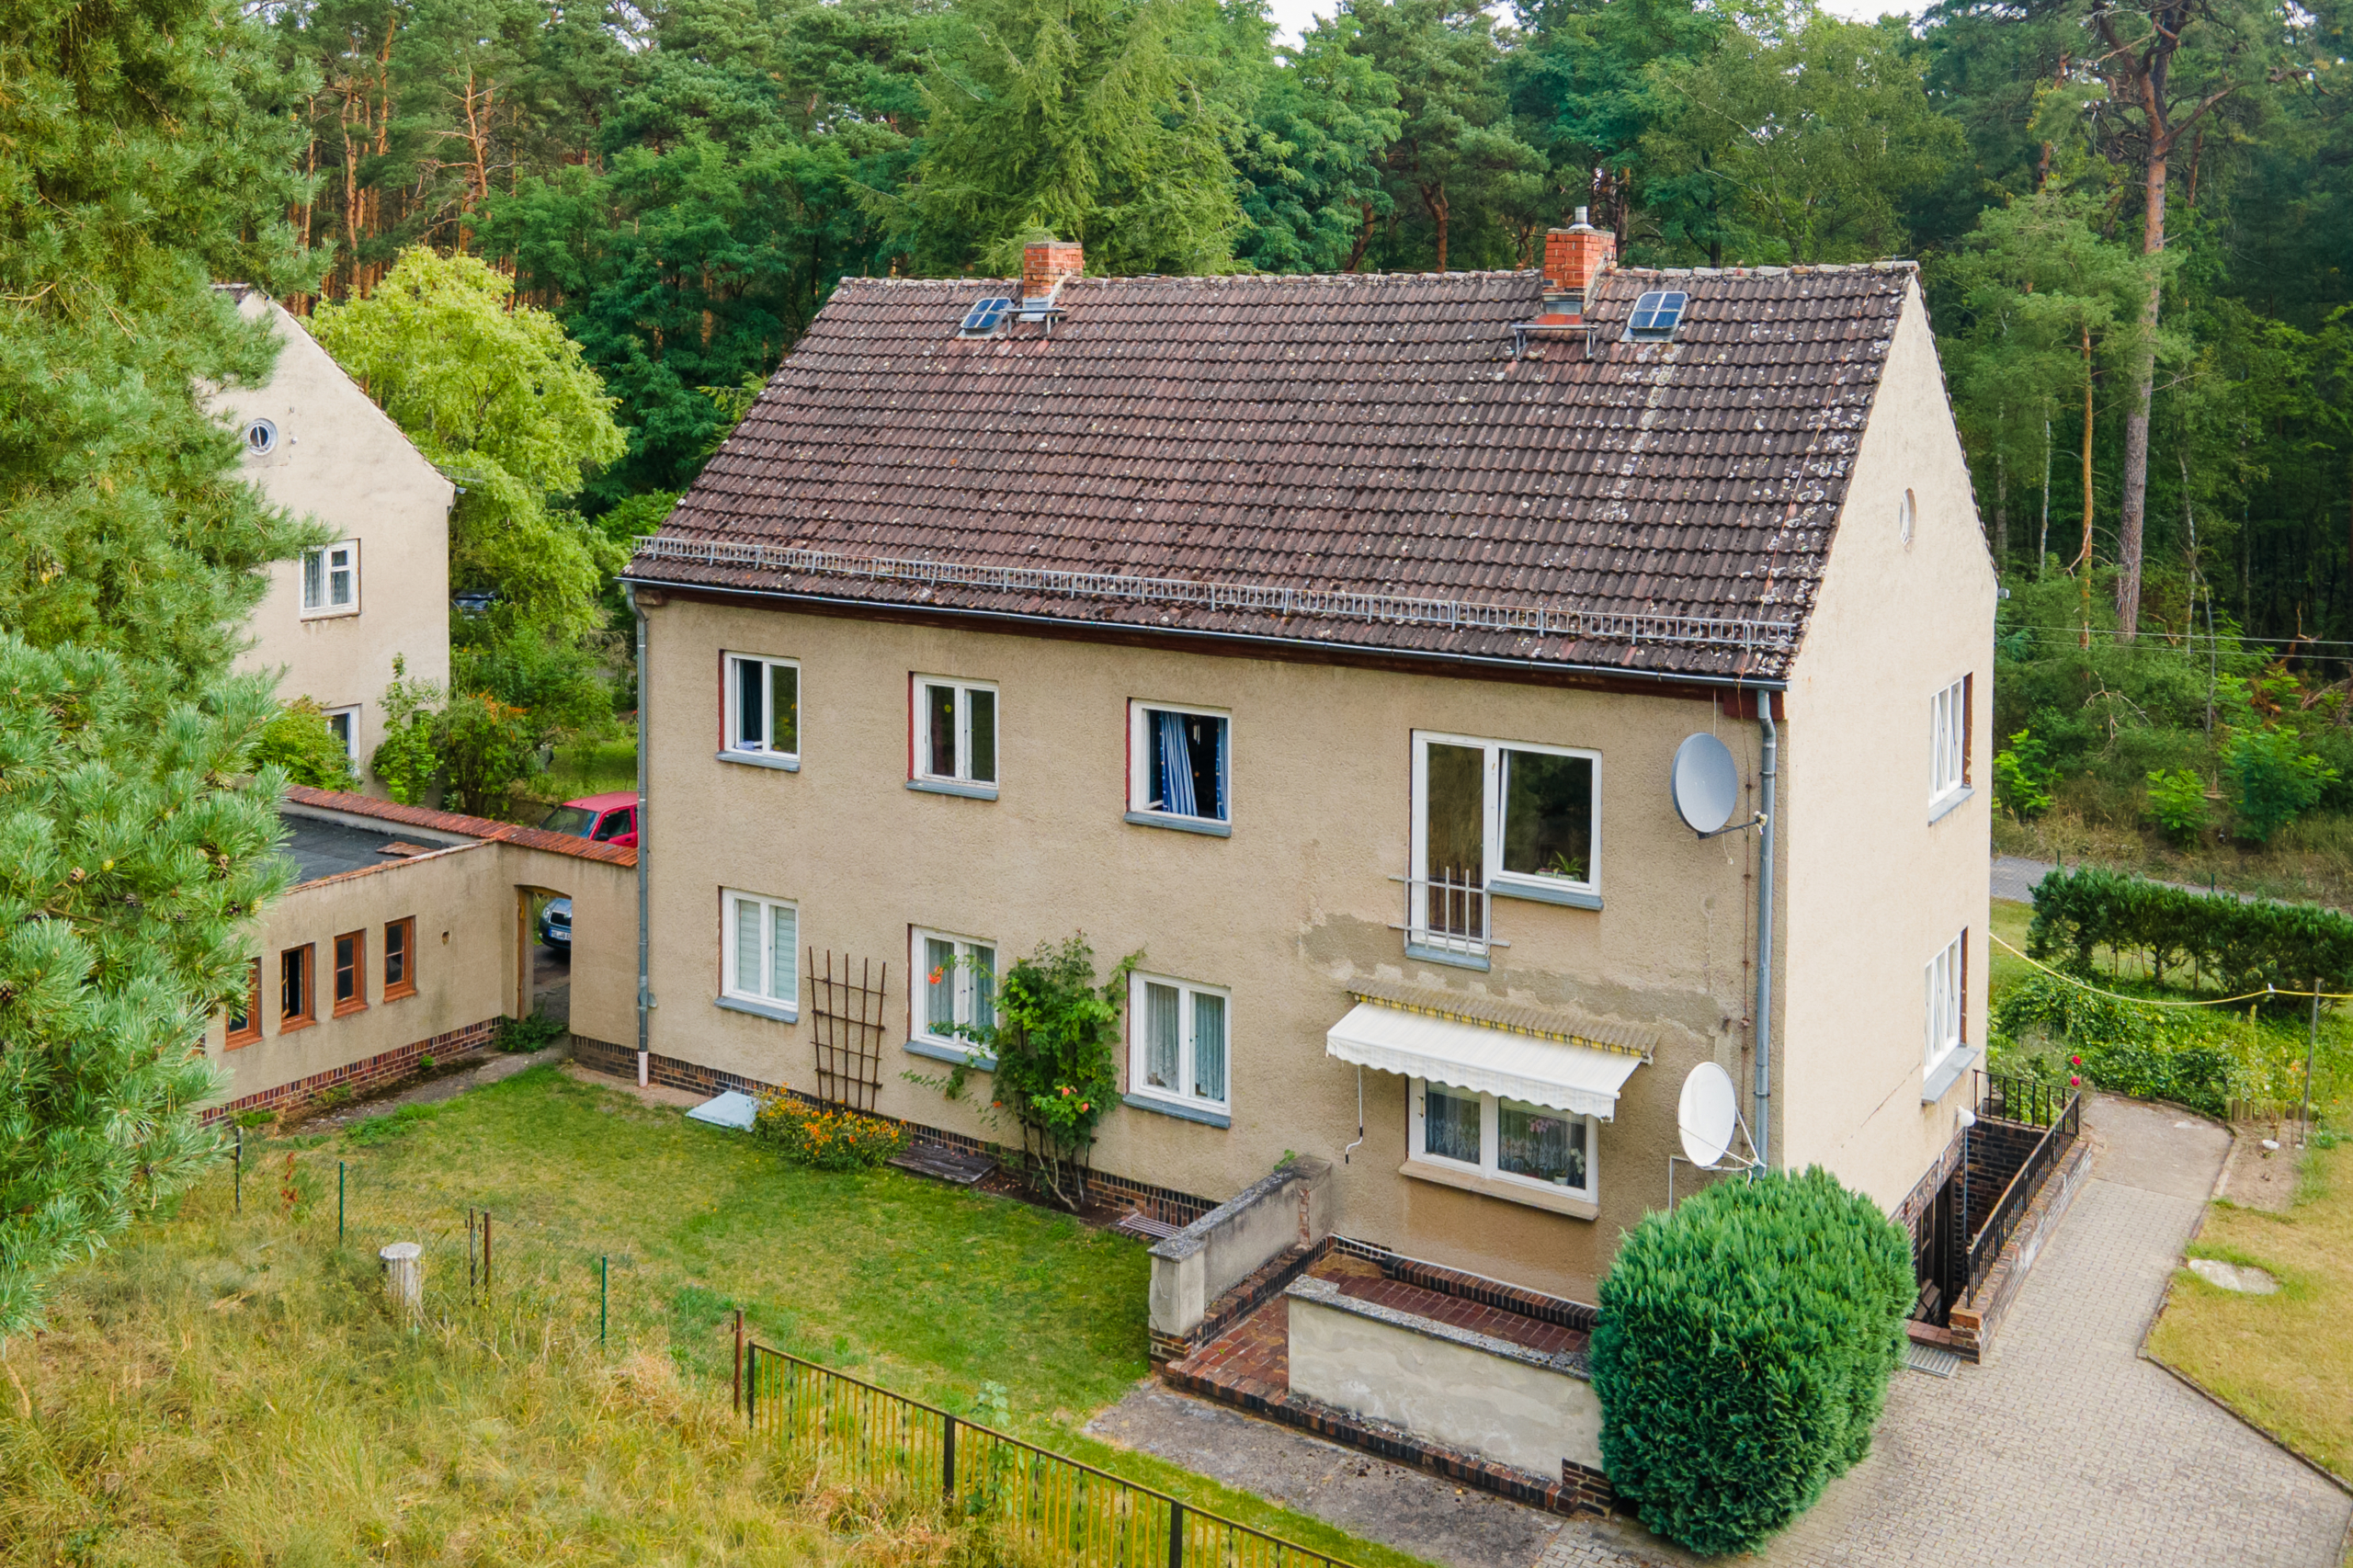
[752,1087,905,1171]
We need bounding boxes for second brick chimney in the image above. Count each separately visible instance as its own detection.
[1540,209,1616,322]
[1022,238,1084,302]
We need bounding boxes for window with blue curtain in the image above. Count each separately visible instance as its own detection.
[1145,708,1227,821]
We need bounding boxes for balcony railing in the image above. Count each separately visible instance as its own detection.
[1392,869,1508,962]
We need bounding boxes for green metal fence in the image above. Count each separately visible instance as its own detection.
[745,1343,1356,1568]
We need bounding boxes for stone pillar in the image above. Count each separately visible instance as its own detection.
[381,1241,423,1318]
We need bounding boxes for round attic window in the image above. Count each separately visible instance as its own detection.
[1898,488,1917,545]
[243,418,279,456]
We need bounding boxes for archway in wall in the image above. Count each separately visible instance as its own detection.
[517,884,573,1031]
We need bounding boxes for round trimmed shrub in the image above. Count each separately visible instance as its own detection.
[1589,1166,1913,1556]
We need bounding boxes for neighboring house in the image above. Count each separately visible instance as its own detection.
[620,230,1994,1322]
[203,788,637,1120]
[210,286,452,785]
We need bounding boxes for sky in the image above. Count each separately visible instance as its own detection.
[1261,0,1925,46]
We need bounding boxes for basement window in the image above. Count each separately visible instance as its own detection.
[958,297,1015,336]
[1624,290,1689,342]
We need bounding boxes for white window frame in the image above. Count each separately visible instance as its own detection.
[1408,1079,1597,1203]
[721,889,799,1016]
[912,675,998,787]
[323,704,359,765]
[1127,971,1231,1118]
[301,539,359,618]
[724,653,801,762]
[1930,676,1970,806]
[913,927,996,1060]
[1410,732,1601,905]
[1926,930,1965,1071]
[1127,699,1232,824]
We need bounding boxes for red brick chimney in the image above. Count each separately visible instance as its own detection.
[1022,238,1084,302]
[1540,208,1616,322]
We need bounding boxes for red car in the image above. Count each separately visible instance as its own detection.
[540,790,639,849]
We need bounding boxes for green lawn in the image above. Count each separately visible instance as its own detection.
[216,1068,1434,1568]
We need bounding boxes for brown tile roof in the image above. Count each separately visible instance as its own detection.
[282,786,638,867]
[631,265,1921,681]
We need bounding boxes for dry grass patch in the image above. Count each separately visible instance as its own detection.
[2147,1136,2353,1483]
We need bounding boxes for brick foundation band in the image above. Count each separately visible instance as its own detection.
[202,1017,501,1123]
[572,1042,1219,1224]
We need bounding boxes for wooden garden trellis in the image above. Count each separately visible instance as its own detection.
[807,949,888,1110]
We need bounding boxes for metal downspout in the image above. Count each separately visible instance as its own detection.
[1754,701,1778,1170]
[630,584,651,1087]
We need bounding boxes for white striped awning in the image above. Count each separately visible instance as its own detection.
[1325,1002,1644,1119]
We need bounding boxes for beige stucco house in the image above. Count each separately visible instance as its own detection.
[620,230,1994,1353]
[211,287,452,787]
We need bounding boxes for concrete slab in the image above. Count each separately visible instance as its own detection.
[1086,1381,1564,1568]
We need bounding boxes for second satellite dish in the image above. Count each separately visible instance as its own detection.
[1677,1062,1739,1169]
[1672,733,1740,835]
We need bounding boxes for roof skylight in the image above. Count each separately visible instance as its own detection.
[959,296,1015,335]
[1625,290,1690,341]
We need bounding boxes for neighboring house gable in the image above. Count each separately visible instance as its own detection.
[211,287,453,789]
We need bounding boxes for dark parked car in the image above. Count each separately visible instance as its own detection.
[538,896,573,951]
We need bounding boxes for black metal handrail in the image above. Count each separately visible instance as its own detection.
[1977,1069,2066,1130]
[745,1342,1354,1568]
[1962,1087,2082,1301]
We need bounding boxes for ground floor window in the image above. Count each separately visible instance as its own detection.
[915,928,995,1056]
[1128,971,1230,1115]
[723,890,799,1011]
[1410,1079,1594,1200]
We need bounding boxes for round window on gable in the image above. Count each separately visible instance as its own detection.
[1898,488,1916,546]
[243,418,279,457]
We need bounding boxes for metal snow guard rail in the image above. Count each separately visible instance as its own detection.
[745,1341,1354,1568]
[631,535,1800,653]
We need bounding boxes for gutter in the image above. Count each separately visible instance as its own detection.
[627,583,653,1088]
[1754,701,1779,1170]
[614,574,1793,694]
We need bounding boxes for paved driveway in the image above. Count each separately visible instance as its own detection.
[1549,1095,2353,1568]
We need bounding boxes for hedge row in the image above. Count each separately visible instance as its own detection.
[2026,864,2353,997]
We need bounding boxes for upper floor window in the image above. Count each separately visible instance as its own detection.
[1931,676,1971,805]
[914,676,996,788]
[1129,702,1229,825]
[726,653,799,761]
[1926,931,1965,1071]
[722,889,799,1013]
[1411,1080,1596,1202]
[301,540,358,618]
[1130,971,1229,1116]
[915,929,995,1056]
[1411,733,1599,949]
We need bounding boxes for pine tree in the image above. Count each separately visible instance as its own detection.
[0,640,293,1335]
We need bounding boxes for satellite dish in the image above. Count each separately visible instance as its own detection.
[1672,733,1740,835]
[1678,1062,1739,1169]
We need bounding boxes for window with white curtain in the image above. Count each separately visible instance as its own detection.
[1926,931,1965,1069]
[301,540,358,617]
[722,890,799,1013]
[1129,972,1229,1114]
[1128,701,1231,824]
[1409,1080,1596,1199]
[913,676,997,786]
[725,654,800,759]
[915,929,995,1054]
[1930,676,1970,803]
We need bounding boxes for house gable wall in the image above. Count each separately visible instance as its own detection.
[1778,278,1995,1209]
[213,293,452,789]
